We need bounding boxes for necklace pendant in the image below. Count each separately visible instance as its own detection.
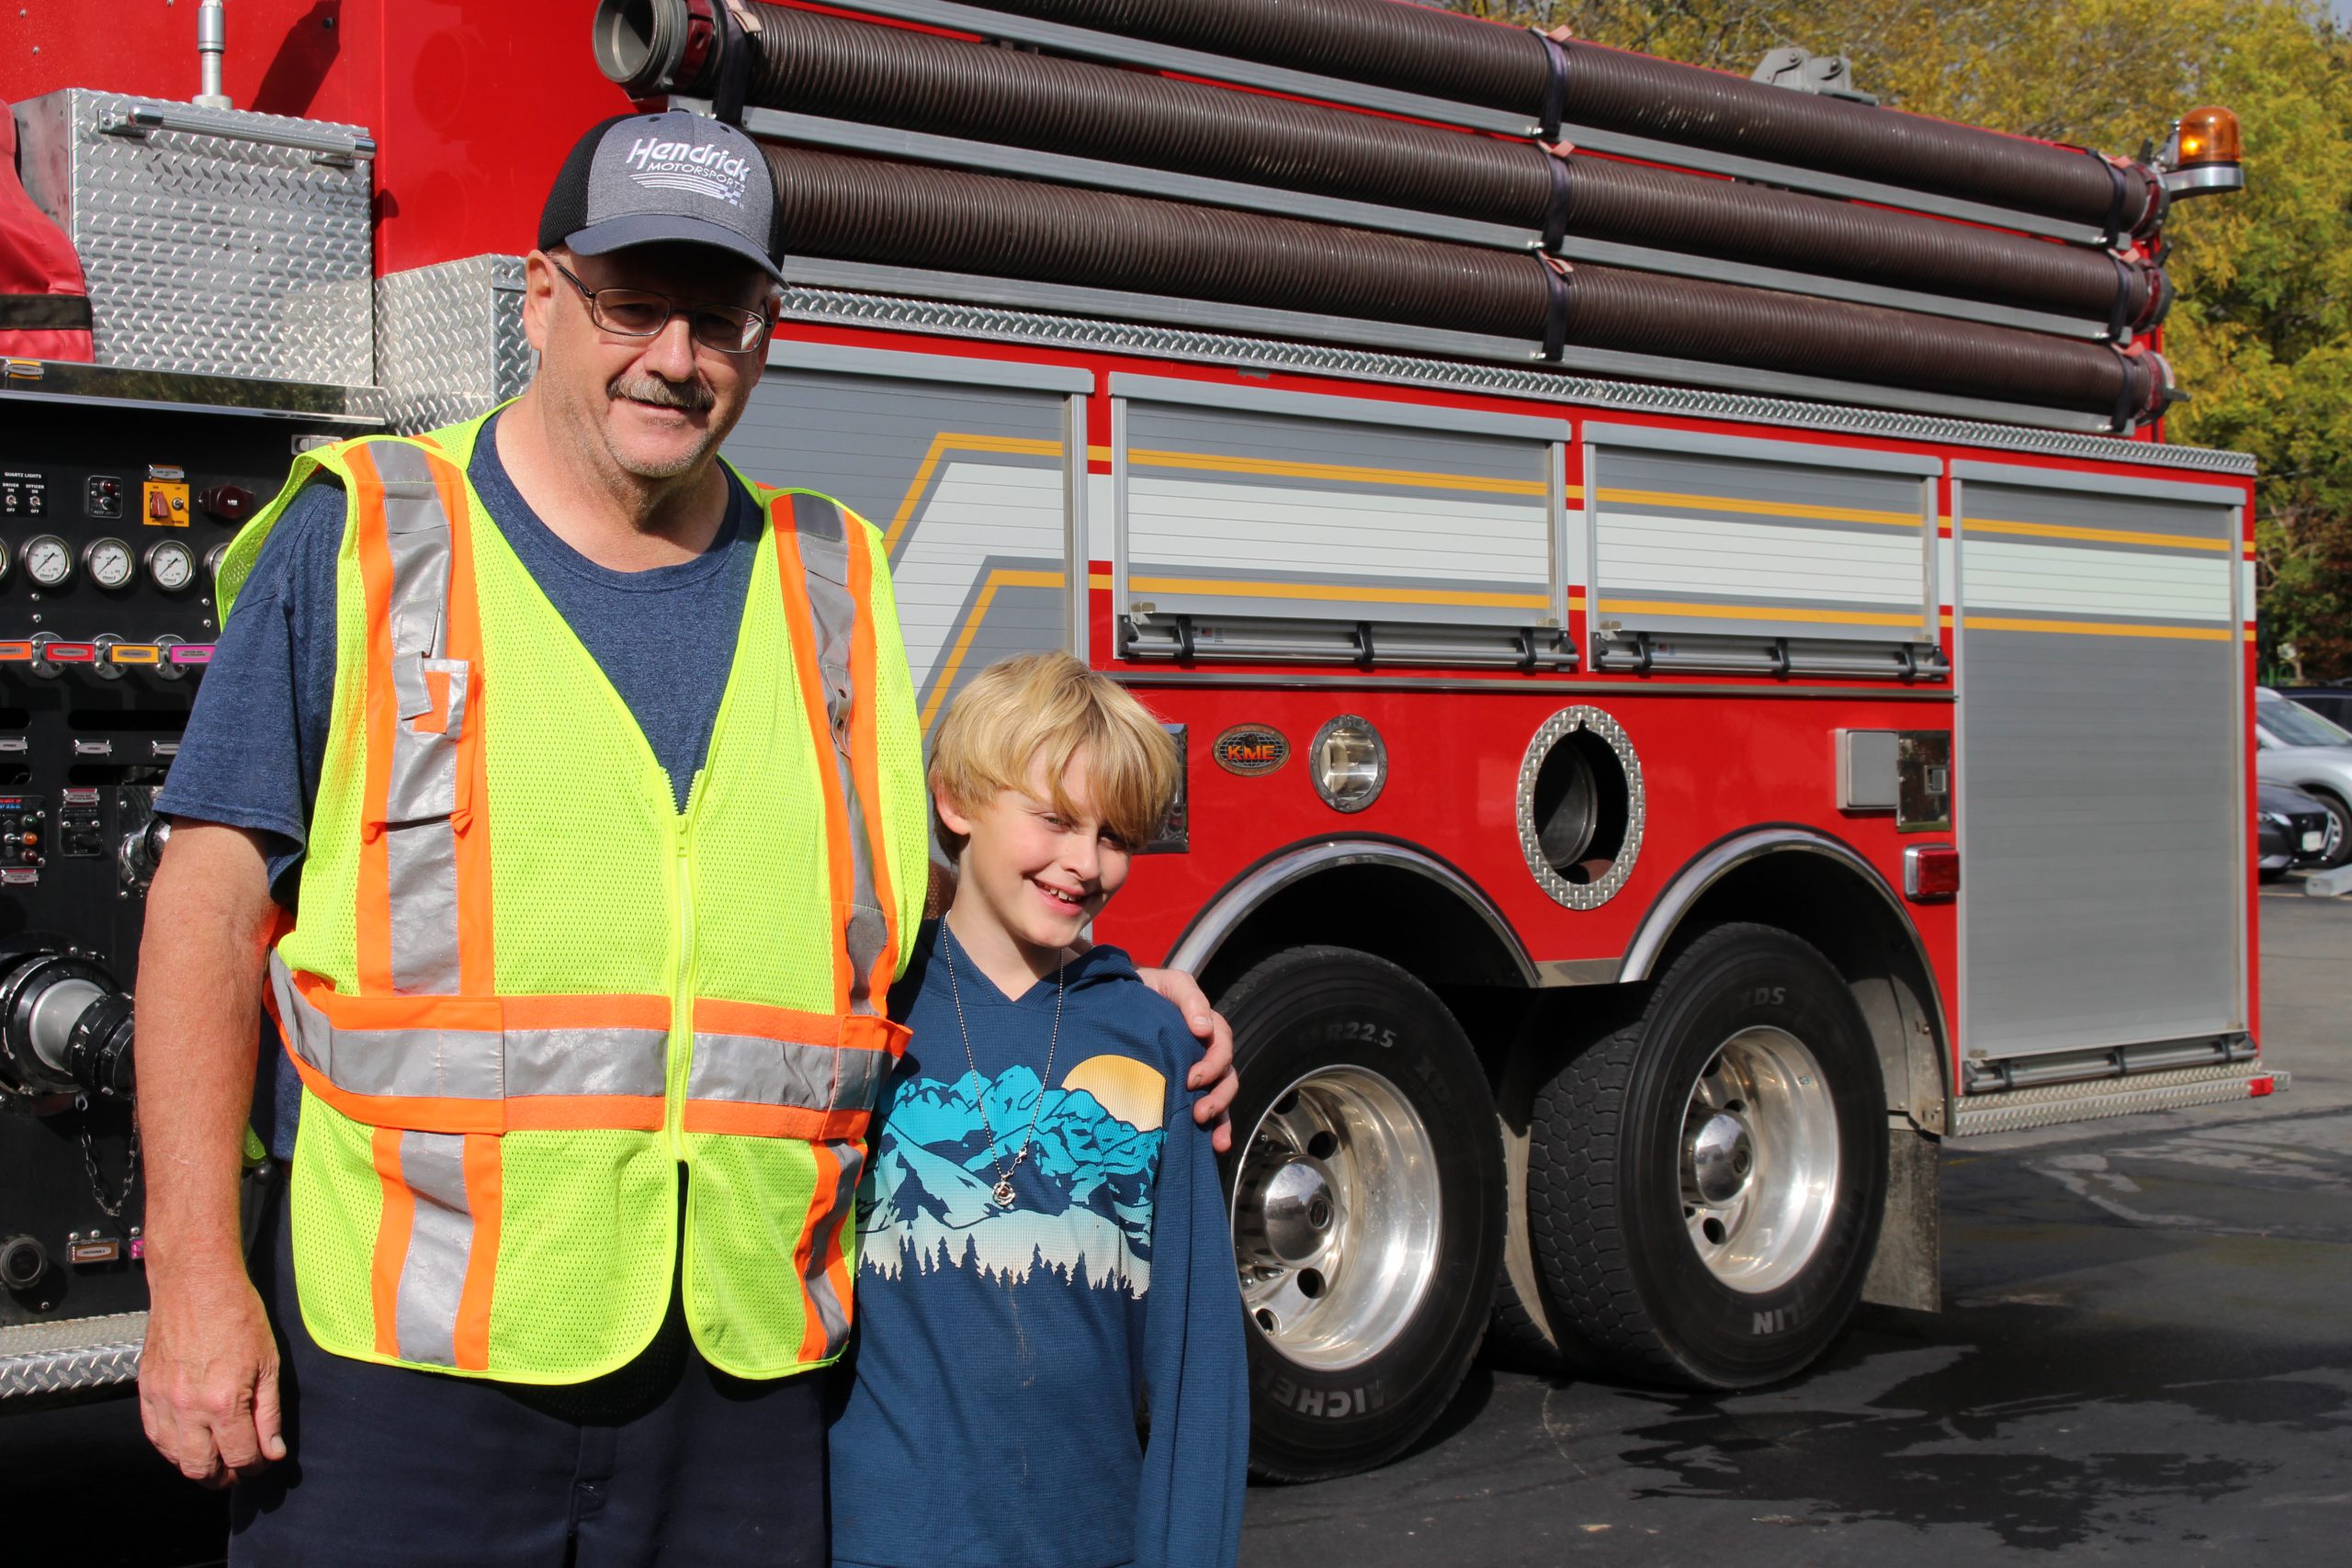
[992,1178,1016,1207]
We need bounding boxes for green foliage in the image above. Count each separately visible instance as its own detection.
[1449,0,2352,676]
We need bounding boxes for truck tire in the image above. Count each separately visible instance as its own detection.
[1487,1042,1567,1371]
[1523,923,1886,1388]
[1219,945,1503,1481]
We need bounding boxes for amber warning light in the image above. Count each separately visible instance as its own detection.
[2160,106,2244,197]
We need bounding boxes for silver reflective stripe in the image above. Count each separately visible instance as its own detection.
[367,442,468,998]
[505,1027,667,1100]
[271,956,502,1102]
[686,1032,840,1109]
[392,1130,471,1368]
[832,1046,888,1113]
[270,955,673,1106]
[787,492,888,1016]
[803,1139,863,1358]
[385,818,460,996]
[374,441,450,663]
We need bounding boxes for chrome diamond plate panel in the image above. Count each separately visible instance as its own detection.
[0,1311,145,1400]
[1949,1063,2287,1136]
[777,286,2255,476]
[11,89,373,386]
[376,255,537,434]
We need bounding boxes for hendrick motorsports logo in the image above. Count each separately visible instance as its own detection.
[625,136,751,206]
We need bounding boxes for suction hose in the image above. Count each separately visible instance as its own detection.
[765,145,2167,424]
[933,0,2163,236]
[594,0,2165,329]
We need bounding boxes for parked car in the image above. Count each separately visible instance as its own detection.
[2255,688,2352,869]
[2258,781,2339,880]
[2280,685,2352,731]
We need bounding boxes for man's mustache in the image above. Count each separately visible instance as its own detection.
[609,373,716,413]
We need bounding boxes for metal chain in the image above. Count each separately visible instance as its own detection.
[75,1097,141,1221]
[939,922,1065,1208]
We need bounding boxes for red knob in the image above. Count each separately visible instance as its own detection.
[198,484,254,524]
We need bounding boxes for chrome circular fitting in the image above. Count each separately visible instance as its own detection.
[1677,1027,1839,1293]
[1233,1066,1440,1370]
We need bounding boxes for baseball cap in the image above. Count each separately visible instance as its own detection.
[538,110,784,283]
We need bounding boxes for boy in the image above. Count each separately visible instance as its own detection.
[828,651,1249,1568]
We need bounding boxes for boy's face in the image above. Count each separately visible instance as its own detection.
[935,748,1134,959]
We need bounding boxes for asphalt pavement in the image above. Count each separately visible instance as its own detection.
[8,886,2348,1565]
[1242,883,2352,1566]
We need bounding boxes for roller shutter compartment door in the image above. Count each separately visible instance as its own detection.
[1588,440,1933,646]
[729,365,1074,731]
[1955,470,2244,1059]
[1119,399,1554,629]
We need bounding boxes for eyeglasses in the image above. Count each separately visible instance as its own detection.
[550,259,771,355]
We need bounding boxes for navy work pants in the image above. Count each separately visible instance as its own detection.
[231,1177,827,1567]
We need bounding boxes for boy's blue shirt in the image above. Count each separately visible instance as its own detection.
[828,919,1249,1568]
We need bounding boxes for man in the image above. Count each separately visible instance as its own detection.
[133,111,1236,1566]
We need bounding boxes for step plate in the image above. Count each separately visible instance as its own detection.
[0,1310,145,1400]
[1950,1063,2288,1138]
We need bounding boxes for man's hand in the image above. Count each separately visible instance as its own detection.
[1136,967,1238,1154]
[139,1264,285,1488]
[132,821,283,1486]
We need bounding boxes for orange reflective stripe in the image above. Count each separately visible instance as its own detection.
[503,992,672,1031]
[454,1133,501,1371]
[429,447,497,997]
[796,1140,842,1361]
[503,1095,667,1132]
[844,525,901,1009]
[679,1100,872,1140]
[292,969,503,1032]
[771,499,858,1017]
[369,1126,412,1359]
[291,969,670,1033]
[347,443,399,997]
[691,999,863,1048]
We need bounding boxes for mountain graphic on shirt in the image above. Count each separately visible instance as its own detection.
[855,1066,1164,1289]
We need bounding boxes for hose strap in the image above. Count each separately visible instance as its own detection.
[1542,151,1572,254]
[712,0,752,128]
[2109,347,2142,434]
[2107,253,2134,343]
[1533,31,1570,143]
[1541,259,1571,361]
[2093,151,2132,251]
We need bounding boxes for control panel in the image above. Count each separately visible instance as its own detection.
[0,384,363,1332]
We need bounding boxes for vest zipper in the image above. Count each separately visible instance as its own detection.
[666,801,697,1166]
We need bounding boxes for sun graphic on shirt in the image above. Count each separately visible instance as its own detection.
[1058,1055,1165,1131]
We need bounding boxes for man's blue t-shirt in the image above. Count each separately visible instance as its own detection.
[154,409,763,1156]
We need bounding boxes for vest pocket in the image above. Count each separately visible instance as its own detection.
[384,653,472,826]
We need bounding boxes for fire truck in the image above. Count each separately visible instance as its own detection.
[1,0,2267,1482]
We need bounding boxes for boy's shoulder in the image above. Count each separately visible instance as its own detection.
[1065,942,1195,1076]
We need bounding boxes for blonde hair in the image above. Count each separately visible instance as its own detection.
[930,651,1180,857]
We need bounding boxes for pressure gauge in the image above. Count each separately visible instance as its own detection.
[146,538,197,594]
[0,537,12,583]
[203,543,230,585]
[85,537,135,592]
[22,534,73,588]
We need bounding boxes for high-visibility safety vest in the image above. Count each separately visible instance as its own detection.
[216,412,929,1382]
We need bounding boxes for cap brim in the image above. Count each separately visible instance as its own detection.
[563,214,785,284]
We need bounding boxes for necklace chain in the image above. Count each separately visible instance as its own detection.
[939,923,1065,1208]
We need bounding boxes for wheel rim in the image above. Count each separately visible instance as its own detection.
[1232,1065,1442,1371]
[1677,1026,1839,1294]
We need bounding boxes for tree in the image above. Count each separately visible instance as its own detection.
[1449,1,2352,674]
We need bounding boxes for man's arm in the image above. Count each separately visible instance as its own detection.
[925,860,1238,1150]
[135,823,286,1488]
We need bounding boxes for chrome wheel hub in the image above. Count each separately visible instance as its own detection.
[1678,1027,1838,1293]
[1233,1065,1441,1371]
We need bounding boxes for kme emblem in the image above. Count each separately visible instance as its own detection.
[1213,724,1289,777]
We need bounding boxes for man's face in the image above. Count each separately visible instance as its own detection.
[526,242,778,483]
